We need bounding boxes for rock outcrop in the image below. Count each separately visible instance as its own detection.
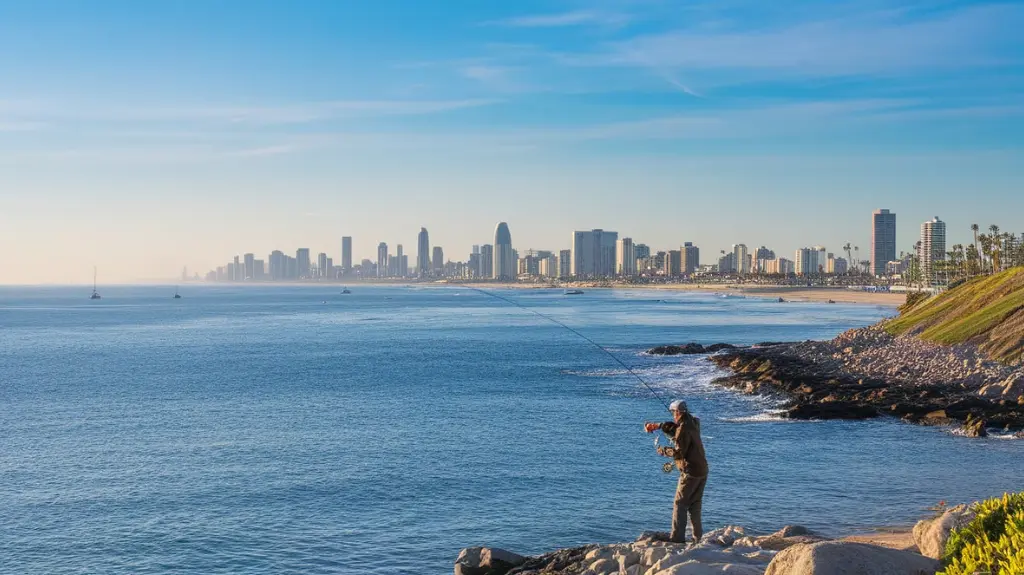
[648,343,737,356]
[458,525,946,575]
[704,325,1024,432]
[911,505,976,560]
[764,541,939,575]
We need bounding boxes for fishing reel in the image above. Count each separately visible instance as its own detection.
[652,433,677,474]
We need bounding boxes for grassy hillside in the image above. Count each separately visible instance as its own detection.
[885,267,1024,365]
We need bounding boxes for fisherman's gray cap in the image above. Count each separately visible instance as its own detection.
[669,400,688,413]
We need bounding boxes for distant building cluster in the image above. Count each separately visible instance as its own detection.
[202,210,956,286]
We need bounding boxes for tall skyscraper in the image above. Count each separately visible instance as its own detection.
[417,227,430,278]
[296,248,311,279]
[243,253,255,280]
[664,250,682,276]
[718,252,735,273]
[432,246,444,274]
[795,246,828,276]
[682,242,700,275]
[920,217,946,285]
[269,250,284,280]
[616,237,636,276]
[341,237,353,273]
[571,229,618,278]
[396,245,405,277]
[480,244,494,279]
[233,255,241,281]
[493,222,514,280]
[377,242,388,278]
[732,244,749,275]
[871,209,897,276]
[317,252,328,278]
[634,244,651,260]
[558,249,571,279]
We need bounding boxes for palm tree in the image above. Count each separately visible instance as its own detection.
[971,224,980,267]
[842,243,852,275]
[854,246,860,275]
[989,225,1002,272]
[980,234,993,274]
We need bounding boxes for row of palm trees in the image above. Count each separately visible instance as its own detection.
[920,224,1023,286]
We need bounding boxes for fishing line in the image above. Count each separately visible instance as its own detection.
[459,285,672,412]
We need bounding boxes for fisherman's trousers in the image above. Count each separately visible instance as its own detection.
[671,472,707,544]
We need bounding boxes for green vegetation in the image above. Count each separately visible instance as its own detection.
[885,267,1024,364]
[941,492,1024,575]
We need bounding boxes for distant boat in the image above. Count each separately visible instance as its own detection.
[341,288,351,294]
[173,286,182,299]
[90,267,101,300]
[564,289,584,295]
[778,297,785,303]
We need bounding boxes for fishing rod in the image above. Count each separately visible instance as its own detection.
[458,284,672,412]
[458,284,680,473]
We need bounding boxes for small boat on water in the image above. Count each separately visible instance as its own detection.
[777,297,785,303]
[173,286,182,299]
[564,289,584,295]
[90,267,101,300]
[341,288,351,294]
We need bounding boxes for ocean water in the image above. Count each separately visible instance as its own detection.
[2,285,1022,575]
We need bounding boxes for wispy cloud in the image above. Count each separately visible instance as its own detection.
[487,10,630,28]
[567,3,1024,76]
[2,98,501,126]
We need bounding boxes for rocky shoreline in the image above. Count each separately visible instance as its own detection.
[454,506,974,575]
[649,325,1024,436]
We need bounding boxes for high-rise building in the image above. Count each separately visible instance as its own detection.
[417,228,430,278]
[480,244,494,279]
[920,217,947,285]
[664,250,682,276]
[682,242,700,275]
[494,222,514,280]
[635,244,651,260]
[718,252,735,274]
[396,245,406,277]
[341,237,353,273]
[285,255,297,279]
[243,253,255,280]
[871,209,897,276]
[254,260,265,280]
[377,243,388,278]
[317,252,328,278]
[233,255,241,281]
[827,255,848,275]
[269,250,285,280]
[558,249,571,279]
[795,247,828,276]
[468,252,481,278]
[765,258,795,275]
[571,229,618,278]
[432,246,444,275]
[616,237,636,276]
[296,248,311,279]
[732,244,749,275]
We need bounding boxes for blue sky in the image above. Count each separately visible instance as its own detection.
[1,0,1023,282]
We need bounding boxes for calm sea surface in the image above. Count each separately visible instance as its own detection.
[2,285,1022,574]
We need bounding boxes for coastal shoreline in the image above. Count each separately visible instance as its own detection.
[456,282,906,306]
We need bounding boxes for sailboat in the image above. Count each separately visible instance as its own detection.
[90,267,101,300]
[173,286,182,299]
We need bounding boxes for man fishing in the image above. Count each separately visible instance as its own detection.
[644,399,709,545]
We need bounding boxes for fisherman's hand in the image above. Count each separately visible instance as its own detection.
[644,422,660,433]
[656,446,676,457]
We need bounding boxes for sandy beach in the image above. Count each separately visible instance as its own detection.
[455,281,906,306]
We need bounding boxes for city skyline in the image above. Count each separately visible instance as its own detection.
[192,210,1008,285]
[2,1,1023,283]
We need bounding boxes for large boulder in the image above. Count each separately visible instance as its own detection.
[764,541,939,575]
[455,547,528,575]
[649,343,707,355]
[978,373,1024,402]
[912,504,976,560]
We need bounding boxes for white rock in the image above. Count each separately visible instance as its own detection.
[642,547,673,569]
[616,550,641,571]
[912,504,976,560]
[647,553,692,575]
[765,541,939,575]
[587,547,617,562]
[589,557,620,575]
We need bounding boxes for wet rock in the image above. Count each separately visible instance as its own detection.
[455,547,528,575]
[649,343,707,355]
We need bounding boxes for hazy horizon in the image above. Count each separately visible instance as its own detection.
[2,0,1023,284]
